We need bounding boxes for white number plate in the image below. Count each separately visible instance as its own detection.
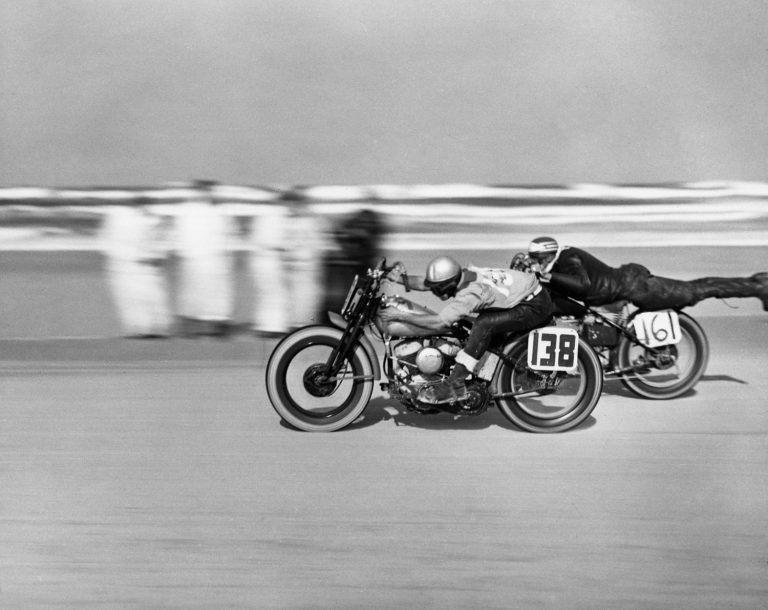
[527,327,579,371]
[630,310,681,347]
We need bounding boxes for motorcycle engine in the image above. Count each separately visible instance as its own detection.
[393,337,461,379]
[583,321,619,348]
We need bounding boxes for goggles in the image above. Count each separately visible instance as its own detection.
[528,251,547,262]
[428,278,458,297]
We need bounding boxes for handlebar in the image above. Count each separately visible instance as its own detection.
[376,259,410,291]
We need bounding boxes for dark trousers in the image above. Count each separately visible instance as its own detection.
[463,289,554,360]
[620,264,764,311]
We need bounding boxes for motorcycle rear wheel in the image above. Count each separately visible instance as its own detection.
[494,337,603,433]
[617,312,709,399]
[265,325,374,432]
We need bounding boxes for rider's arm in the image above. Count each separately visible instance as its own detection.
[379,287,480,331]
[379,308,450,331]
[396,274,429,291]
[546,253,591,296]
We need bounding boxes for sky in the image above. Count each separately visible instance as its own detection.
[1,0,766,187]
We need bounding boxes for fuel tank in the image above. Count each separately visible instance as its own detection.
[375,295,440,337]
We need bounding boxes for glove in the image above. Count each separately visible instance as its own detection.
[387,262,411,291]
[510,252,534,272]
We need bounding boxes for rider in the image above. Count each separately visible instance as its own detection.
[379,255,553,403]
[520,236,768,313]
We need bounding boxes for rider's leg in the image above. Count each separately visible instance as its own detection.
[629,275,698,310]
[631,273,768,311]
[752,273,768,311]
[431,290,554,402]
[690,274,768,309]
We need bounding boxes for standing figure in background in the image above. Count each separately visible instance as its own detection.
[282,192,329,328]
[174,181,234,337]
[250,191,330,335]
[250,201,290,336]
[320,208,385,321]
[100,201,172,338]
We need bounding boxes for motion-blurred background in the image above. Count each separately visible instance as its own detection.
[1,1,767,338]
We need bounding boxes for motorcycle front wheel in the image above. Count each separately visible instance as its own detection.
[617,312,709,399]
[494,337,603,433]
[265,325,375,432]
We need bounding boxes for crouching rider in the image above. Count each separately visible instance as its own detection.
[379,255,553,403]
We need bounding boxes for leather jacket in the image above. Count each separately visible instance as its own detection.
[547,247,639,306]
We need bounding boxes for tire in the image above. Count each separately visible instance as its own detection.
[618,312,709,399]
[265,325,374,432]
[494,336,603,433]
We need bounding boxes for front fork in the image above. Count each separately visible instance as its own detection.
[322,315,373,382]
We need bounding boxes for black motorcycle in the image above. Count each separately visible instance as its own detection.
[265,259,603,432]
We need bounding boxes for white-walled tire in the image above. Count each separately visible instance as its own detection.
[265,325,374,432]
[495,337,603,433]
[618,313,709,399]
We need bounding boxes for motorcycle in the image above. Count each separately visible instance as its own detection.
[555,298,709,399]
[509,253,710,399]
[265,259,603,433]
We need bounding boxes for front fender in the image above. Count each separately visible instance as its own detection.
[328,312,382,381]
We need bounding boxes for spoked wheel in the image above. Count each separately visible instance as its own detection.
[265,325,374,432]
[495,337,603,433]
[617,312,709,399]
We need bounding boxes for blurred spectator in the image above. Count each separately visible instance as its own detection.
[320,207,385,321]
[282,191,329,327]
[100,200,172,338]
[173,181,234,337]
[250,191,329,335]
[250,201,289,336]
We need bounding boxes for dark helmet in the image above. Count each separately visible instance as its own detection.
[424,255,462,297]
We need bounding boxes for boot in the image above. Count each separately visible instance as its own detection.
[691,275,767,309]
[751,272,768,311]
[428,362,469,403]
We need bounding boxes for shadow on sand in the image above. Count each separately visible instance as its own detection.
[343,397,597,433]
[601,371,748,401]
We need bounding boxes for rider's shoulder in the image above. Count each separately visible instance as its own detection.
[468,264,516,274]
[468,266,533,285]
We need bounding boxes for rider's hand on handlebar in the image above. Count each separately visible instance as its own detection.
[386,262,407,282]
[509,252,528,271]
[525,260,551,282]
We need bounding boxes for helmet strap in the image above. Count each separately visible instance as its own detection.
[543,246,565,274]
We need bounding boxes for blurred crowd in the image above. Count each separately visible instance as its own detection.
[99,185,385,338]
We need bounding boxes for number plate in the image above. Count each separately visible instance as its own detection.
[527,327,579,371]
[630,310,681,347]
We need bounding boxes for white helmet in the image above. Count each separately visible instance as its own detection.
[424,255,462,296]
[528,236,559,257]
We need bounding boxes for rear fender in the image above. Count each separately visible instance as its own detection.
[328,312,381,380]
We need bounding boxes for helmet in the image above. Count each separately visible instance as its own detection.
[528,236,559,256]
[424,255,462,296]
[425,255,462,285]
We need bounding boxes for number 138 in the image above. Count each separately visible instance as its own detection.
[527,328,580,371]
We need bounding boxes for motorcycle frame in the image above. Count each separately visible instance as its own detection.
[558,294,690,380]
[561,295,665,353]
